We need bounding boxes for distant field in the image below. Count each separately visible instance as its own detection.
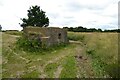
[2,31,119,78]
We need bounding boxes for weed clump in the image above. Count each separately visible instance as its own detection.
[16,36,42,52]
[104,62,120,78]
[86,49,95,56]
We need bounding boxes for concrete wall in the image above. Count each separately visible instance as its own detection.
[23,26,68,47]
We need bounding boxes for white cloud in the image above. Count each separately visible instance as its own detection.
[0,0,119,30]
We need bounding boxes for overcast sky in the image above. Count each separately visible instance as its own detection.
[0,0,119,30]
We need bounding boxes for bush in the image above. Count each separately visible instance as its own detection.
[16,36,42,52]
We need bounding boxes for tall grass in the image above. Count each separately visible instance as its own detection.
[5,31,23,36]
[68,32,85,42]
[68,32,119,78]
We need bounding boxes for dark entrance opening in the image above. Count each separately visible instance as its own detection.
[58,33,61,39]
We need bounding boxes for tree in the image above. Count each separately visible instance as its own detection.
[20,5,49,27]
[97,28,102,32]
[0,25,2,31]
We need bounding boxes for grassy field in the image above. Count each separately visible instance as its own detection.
[68,32,119,78]
[2,31,119,78]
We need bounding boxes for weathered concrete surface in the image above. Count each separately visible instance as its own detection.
[23,26,69,47]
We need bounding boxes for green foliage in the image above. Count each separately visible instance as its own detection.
[104,62,120,78]
[86,48,108,77]
[91,58,107,77]
[16,36,42,52]
[44,63,59,78]
[63,26,120,32]
[20,5,49,27]
[64,26,102,32]
[60,56,77,78]
[86,49,95,56]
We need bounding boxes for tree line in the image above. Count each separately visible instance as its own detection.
[63,26,120,32]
